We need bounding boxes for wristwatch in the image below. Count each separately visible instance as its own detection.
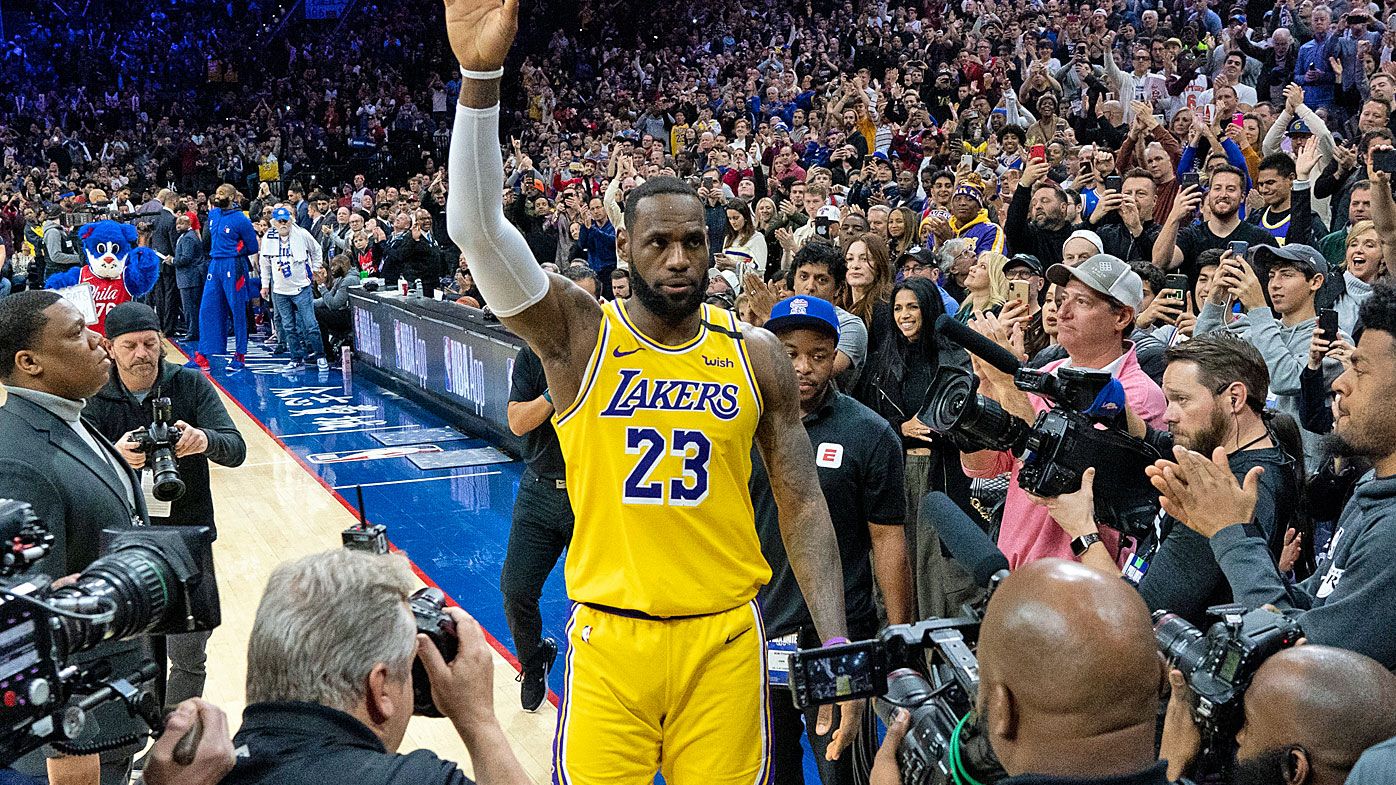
[1071,532,1103,558]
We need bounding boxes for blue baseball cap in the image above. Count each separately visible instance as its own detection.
[766,295,840,339]
[1286,118,1312,136]
[272,206,292,221]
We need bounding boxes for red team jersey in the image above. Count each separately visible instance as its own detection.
[79,266,133,335]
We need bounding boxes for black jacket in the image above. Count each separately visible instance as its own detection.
[1095,219,1162,264]
[82,360,246,531]
[1005,184,1072,267]
[224,702,472,785]
[0,391,147,573]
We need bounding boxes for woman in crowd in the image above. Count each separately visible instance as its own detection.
[855,276,980,619]
[720,197,767,279]
[842,233,894,345]
[1334,219,1386,335]
[886,206,919,259]
[752,196,783,279]
[954,250,1009,323]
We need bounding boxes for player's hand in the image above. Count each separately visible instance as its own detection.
[118,428,147,469]
[173,421,209,457]
[870,708,911,785]
[817,698,866,761]
[444,0,519,73]
[418,606,497,730]
[142,699,235,785]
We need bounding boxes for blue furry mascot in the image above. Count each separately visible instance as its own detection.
[45,220,160,335]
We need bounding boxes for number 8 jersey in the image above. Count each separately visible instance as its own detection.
[554,299,771,617]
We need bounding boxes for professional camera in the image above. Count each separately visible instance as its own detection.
[923,363,1161,536]
[408,587,458,717]
[129,397,185,502]
[0,500,220,766]
[1154,605,1301,743]
[788,617,1005,785]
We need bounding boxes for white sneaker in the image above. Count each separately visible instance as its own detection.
[316,357,330,372]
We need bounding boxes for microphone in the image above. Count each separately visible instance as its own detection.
[934,313,1023,377]
[922,491,1010,589]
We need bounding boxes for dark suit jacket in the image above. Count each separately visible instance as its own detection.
[152,207,179,259]
[0,393,147,575]
[174,229,206,288]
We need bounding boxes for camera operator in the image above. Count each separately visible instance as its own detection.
[962,255,1166,567]
[1148,284,1396,669]
[82,301,246,709]
[871,559,1170,784]
[0,291,149,784]
[1160,646,1396,784]
[221,549,529,785]
[1034,335,1304,623]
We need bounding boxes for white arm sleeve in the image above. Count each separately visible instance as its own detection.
[446,104,550,318]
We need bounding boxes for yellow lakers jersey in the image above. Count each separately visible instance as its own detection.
[553,299,770,617]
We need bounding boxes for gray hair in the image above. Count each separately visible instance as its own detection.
[936,238,971,274]
[246,549,419,710]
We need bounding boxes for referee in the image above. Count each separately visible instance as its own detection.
[499,269,598,711]
[750,296,914,785]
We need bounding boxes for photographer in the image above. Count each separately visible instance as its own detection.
[962,255,1166,568]
[1148,284,1396,669]
[82,302,245,709]
[1035,335,1303,623]
[1160,646,1396,784]
[221,549,529,785]
[871,559,1170,784]
[0,291,149,784]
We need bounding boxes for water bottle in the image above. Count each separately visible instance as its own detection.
[414,278,423,298]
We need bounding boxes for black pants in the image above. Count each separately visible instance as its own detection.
[769,622,878,785]
[316,302,352,358]
[153,265,182,334]
[180,283,203,340]
[500,470,574,668]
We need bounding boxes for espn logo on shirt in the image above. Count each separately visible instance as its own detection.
[815,442,844,469]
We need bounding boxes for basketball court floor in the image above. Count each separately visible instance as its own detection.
[167,338,826,783]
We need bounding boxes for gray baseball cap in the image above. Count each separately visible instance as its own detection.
[1046,254,1143,308]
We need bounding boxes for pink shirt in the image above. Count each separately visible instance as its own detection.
[963,344,1167,568]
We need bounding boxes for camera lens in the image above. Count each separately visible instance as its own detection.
[1153,611,1210,677]
[50,547,174,654]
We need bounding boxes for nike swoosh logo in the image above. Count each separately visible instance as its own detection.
[724,627,751,645]
[613,346,643,358]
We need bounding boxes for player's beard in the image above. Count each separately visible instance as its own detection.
[631,270,708,325]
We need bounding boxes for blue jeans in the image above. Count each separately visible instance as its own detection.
[272,286,319,361]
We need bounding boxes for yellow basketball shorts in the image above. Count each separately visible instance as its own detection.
[551,600,771,785]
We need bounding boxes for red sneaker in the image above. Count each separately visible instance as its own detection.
[184,352,211,371]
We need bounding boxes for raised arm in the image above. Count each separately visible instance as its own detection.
[443,0,601,399]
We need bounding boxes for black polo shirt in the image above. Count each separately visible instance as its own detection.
[508,345,565,480]
[1174,219,1275,283]
[751,387,906,638]
[223,702,472,785]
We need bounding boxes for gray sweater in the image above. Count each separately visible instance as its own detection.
[1210,471,1396,669]
[1195,301,1345,470]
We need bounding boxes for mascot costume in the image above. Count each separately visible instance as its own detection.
[191,184,260,372]
[45,220,160,335]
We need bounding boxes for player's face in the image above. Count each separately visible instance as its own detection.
[619,193,710,323]
[779,328,838,406]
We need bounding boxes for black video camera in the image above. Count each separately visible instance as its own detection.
[789,617,1005,785]
[408,587,458,717]
[0,500,220,766]
[1154,605,1301,748]
[129,397,185,503]
[922,364,1161,536]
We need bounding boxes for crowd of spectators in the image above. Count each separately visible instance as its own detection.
[3,0,1396,781]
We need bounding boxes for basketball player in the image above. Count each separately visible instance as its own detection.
[443,1,857,782]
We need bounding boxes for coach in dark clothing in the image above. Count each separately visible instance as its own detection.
[752,296,913,785]
[0,291,149,785]
[174,215,206,341]
[151,193,183,334]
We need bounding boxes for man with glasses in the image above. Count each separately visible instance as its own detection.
[898,245,959,313]
[259,204,325,371]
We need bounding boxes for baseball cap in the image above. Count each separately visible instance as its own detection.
[1064,229,1105,256]
[272,206,292,221]
[105,301,162,340]
[1254,243,1329,277]
[1286,118,1312,136]
[816,205,842,222]
[766,295,841,339]
[1046,254,1143,308]
[1004,253,1044,277]
[899,245,937,268]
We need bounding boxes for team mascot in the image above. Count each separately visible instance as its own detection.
[45,220,160,335]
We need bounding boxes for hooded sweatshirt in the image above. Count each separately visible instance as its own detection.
[1195,301,1345,469]
[1210,471,1396,669]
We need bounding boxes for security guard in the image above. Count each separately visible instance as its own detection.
[750,295,914,785]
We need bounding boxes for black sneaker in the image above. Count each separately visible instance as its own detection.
[518,637,558,712]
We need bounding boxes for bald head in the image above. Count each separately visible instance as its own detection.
[977,559,1163,778]
[1238,646,1396,785]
